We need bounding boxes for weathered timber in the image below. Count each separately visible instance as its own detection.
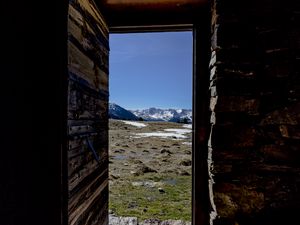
[68,168,108,217]
[67,0,109,225]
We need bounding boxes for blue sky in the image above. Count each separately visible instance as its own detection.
[109,31,193,110]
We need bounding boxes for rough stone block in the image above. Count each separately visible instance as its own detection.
[260,102,300,125]
[211,125,256,148]
[214,183,264,218]
[215,96,259,115]
[279,125,300,139]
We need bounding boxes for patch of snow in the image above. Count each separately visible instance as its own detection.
[135,127,192,139]
[164,128,191,134]
[121,121,147,128]
[183,142,192,146]
[131,181,163,188]
[135,132,187,139]
[182,124,192,129]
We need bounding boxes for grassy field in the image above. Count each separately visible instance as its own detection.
[109,173,192,221]
[109,119,192,222]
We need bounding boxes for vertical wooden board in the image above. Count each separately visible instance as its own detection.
[67,0,109,225]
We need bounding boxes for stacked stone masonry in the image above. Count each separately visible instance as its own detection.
[209,0,300,225]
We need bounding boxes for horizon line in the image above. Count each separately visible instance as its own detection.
[109,102,192,110]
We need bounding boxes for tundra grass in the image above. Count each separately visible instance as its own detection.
[109,173,192,221]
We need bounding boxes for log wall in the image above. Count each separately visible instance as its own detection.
[67,0,109,224]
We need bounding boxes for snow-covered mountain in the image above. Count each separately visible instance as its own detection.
[109,103,192,123]
[130,107,192,123]
[109,103,138,120]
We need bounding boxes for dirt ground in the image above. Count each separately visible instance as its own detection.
[108,119,192,221]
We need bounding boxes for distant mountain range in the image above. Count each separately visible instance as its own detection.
[109,103,139,120]
[109,103,192,123]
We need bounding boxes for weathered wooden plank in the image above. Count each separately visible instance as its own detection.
[69,124,95,135]
[68,168,108,214]
[67,1,109,225]
[76,0,109,37]
[68,80,108,120]
[69,177,108,225]
[68,41,108,92]
[68,150,92,176]
[69,4,99,38]
[69,34,109,73]
[68,149,108,192]
[68,10,108,54]
[68,141,107,177]
[72,189,108,225]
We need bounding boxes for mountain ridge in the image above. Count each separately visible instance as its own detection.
[109,103,192,123]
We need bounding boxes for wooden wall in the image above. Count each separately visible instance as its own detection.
[67,0,109,224]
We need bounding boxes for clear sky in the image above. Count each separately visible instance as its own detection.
[109,31,193,110]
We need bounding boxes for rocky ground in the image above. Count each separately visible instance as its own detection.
[109,119,192,223]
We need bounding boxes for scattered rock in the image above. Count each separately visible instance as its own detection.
[109,215,138,225]
[139,219,191,225]
[139,164,157,173]
[184,150,191,155]
[161,158,170,162]
[128,201,138,209]
[130,171,139,176]
[158,187,165,193]
[129,159,143,164]
[179,159,192,166]
[114,149,125,153]
[110,174,120,179]
[178,170,190,176]
[160,149,172,154]
[140,218,161,225]
[161,220,191,225]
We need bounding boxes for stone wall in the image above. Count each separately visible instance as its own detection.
[209,0,300,224]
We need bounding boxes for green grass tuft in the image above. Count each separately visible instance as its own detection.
[109,173,192,221]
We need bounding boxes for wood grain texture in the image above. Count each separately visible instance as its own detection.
[67,0,109,224]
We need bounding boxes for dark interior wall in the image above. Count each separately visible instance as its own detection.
[2,1,300,225]
[1,1,69,225]
[209,0,300,224]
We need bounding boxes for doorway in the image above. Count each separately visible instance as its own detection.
[108,31,193,223]
[66,1,212,224]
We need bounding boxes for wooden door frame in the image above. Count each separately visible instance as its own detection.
[108,5,212,224]
[106,19,212,225]
[63,2,212,225]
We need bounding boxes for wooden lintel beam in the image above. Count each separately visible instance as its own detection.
[95,0,208,30]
